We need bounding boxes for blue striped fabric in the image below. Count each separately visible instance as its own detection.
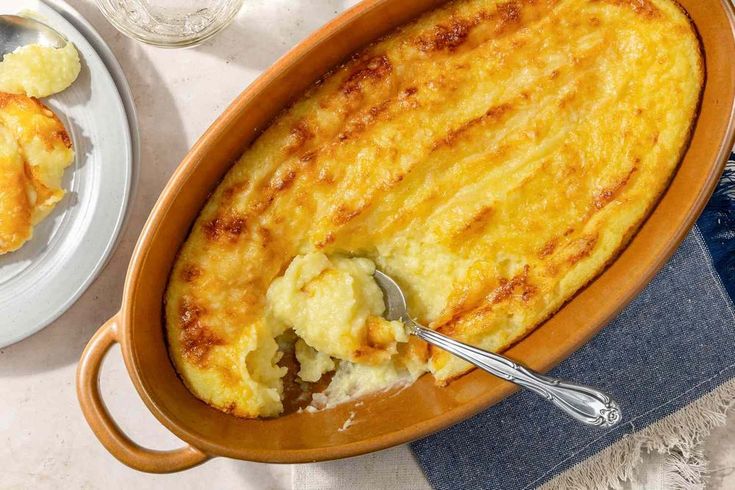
[411,156,735,489]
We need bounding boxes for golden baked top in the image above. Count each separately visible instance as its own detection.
[166,0,703,417]
[0,93,74,254]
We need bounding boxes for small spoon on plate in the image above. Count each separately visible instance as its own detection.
[0,15,67,56]
[373,269,622,428]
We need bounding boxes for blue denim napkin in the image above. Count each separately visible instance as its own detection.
[411,156,735,489]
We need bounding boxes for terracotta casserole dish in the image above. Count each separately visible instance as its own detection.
[77,0,735,474]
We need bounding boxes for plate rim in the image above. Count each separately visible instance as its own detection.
[0,0,140,348]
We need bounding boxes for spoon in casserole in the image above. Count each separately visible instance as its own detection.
[373,269,622,428]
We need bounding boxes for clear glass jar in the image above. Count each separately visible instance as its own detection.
[95,0,244,48]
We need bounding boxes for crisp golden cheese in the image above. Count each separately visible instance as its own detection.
[166,0,703,417]
[0,94,74,255]
[0,124,32,253]
[0,43,81,98]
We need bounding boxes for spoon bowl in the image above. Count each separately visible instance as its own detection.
[373,268,622,428]
[0,15,67,56]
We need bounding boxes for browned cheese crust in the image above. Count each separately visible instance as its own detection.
[165,0,703,417]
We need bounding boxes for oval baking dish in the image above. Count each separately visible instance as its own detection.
[77,0,735,473]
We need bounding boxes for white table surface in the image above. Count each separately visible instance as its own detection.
[1,1,734,488]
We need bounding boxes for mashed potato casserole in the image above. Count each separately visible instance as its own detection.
[166,0,703,417]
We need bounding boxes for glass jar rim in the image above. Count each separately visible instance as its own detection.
[94,0,244,48]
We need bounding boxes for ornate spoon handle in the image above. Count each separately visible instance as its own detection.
[409,321,621,428]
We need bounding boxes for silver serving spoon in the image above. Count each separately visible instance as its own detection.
[373,269,622,428]
[0,15,67,56]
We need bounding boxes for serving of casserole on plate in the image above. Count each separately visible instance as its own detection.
[0,0,136,348]
[77,0,735,473]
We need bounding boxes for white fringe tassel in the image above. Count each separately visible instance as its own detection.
[540,376,735,490]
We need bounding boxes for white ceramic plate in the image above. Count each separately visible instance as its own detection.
[0,0,137,347]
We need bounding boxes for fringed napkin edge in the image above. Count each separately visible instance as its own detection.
[540,376,735,490]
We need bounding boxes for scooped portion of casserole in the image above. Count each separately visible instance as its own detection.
[0,41,80,255]
[165,0,703,418]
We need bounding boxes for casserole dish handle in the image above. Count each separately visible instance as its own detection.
[76,314,209,473]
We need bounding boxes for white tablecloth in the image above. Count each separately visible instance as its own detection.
[1,1,733,488]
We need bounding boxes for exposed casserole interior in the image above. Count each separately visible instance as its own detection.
[0,43,81,98]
